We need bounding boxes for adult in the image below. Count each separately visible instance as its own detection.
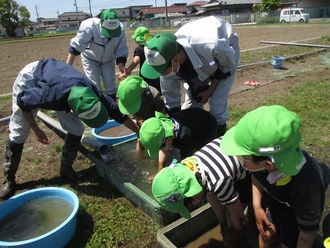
[0,58,139,199]
[221,105,330,248]
[141,16,240,135]
[152,138,252,247]
[117,27,161,93]
[66,9,128,100]
[139,109,217,173]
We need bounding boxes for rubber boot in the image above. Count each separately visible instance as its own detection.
[0,139,24,198]
[217,123,227,137]
[60,133,83,181]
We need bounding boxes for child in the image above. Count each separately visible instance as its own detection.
[117,76,166,150]
[152,137,252,247]
[221,105,330,248]
[118,27,161,93]
[139,109,217,179]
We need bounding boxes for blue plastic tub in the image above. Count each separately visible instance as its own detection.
[271,55,284,69]
[92,120,137,146]
[0,187,79,248]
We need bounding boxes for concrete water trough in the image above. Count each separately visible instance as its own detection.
[157,203,221,248]
[37,112,181,227]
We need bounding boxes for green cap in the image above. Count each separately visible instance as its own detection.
[141,33,178,80]
[221,105,304,176]
[131,26,151,43]
[117,76,147,114]
[100,9,121,38]
[152,163,202,219]
[68,86,108,128]
[139,111,174,159]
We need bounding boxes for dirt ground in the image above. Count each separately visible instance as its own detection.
[0,23,329,245]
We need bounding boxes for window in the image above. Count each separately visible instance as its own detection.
[221,9,229,15]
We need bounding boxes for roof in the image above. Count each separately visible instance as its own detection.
[38,18,58,22]
[59,11,90,17]
[141,6,188,14]
[203,0,260,7]
[186,1,208,7]
[281,0,300,3]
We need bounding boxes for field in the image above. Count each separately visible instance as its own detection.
[0,23,329,247]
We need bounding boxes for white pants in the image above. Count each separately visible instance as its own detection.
[160,69,237,125]
[9,61,84,144]
[81,54,117,95]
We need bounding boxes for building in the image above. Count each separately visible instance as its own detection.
[202,0,261,15]
[58,11,91,27]
[138,4,189,27]
[186,1,208,15]
[36,18,58,29]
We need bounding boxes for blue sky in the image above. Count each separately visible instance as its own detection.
[17,0,189,21]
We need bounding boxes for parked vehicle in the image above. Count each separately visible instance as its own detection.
[172,18,191,27]
[172,21,183,27]
[280,8,310,23]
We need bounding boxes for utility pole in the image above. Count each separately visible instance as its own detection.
[57,10,60,28]
[74,0,79,29]
[165,0,168,27]
[88,0,92,17]
[35,5,41,30]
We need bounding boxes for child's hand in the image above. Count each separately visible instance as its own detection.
[148,174,156,183]
[117,72,126,81]
[137,119,144,126]
[136,138,145,151]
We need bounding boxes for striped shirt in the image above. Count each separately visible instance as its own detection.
[191,138,246,205]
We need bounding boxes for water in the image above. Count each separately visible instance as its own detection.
[98,125,134,137]
[184,225,223,248]
[0,196,73,242]
[108,140,181,196]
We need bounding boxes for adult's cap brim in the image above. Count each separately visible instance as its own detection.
[141,61,166,80]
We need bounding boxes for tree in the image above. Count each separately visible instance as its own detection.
[261,0,281,11]
[252,3,263,13]
[0,0,30,37]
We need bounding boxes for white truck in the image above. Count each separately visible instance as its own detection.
[280,8,310,23]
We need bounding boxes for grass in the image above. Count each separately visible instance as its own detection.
[239,36,330,66]
[228,79,330,161]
